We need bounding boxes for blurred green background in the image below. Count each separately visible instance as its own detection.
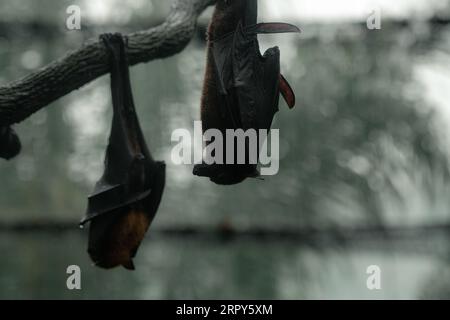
[0,0,449,299]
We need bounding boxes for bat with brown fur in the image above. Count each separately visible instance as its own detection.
[81,33,165,270]
[194,0,300,185]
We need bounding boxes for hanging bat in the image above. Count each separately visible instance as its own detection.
[193,0,300,185]
[80,33,166,270]
[0,126,21,160]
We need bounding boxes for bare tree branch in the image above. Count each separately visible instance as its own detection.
[0,0,216,126]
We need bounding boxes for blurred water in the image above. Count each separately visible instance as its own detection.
[0,0,449,299]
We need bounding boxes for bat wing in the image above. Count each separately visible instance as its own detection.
[231,22,282,131]
[211,36,233,97]
[245,23,301,35]
[82,34,162,224]
[210,22,300,130]
[243,22,300,112]
[211,35,241,128]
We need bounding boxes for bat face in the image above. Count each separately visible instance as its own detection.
[0,126,21,160]
[193,163,258,185]
[88,207,150,270]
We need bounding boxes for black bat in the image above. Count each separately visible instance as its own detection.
[0,126,21,160]
[193,0,300,185]
[80,33,165,270]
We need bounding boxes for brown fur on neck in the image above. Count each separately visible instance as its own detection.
[88,208,150,270]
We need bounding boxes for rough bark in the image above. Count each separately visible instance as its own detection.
[0,0,216,126]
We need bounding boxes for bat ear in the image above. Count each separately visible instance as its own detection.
[122,259,136,271]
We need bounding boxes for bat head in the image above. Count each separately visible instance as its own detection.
[194,163,259,185]
[87,207,150,270]
[209,0,258,39]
